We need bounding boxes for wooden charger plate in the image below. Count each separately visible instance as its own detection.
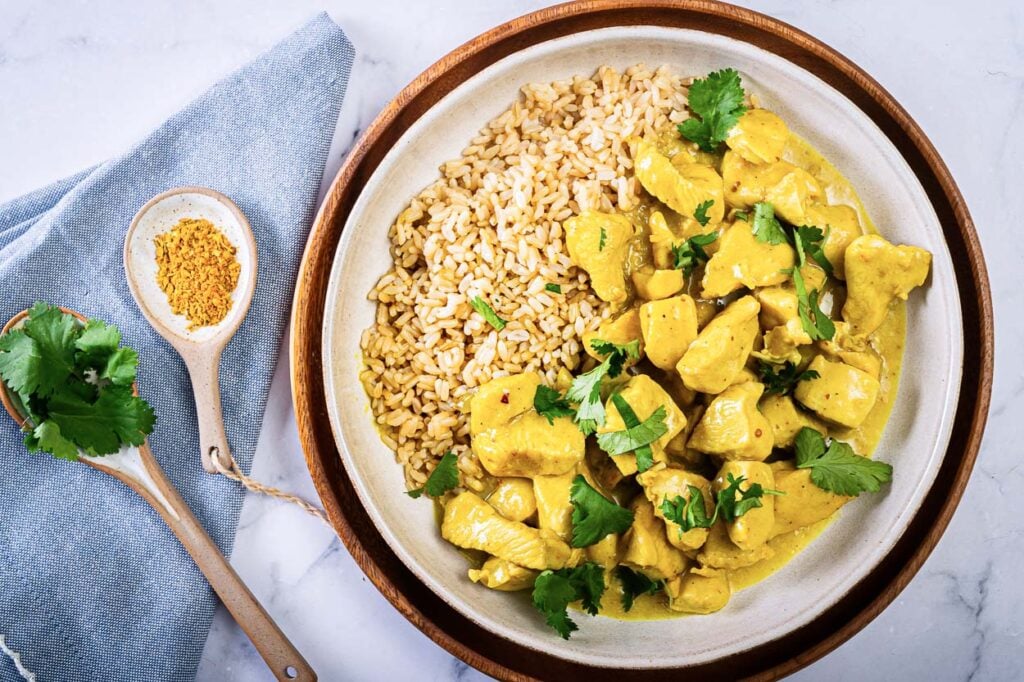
[290,1,993,679]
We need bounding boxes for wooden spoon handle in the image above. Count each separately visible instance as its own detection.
[124,444,316,681]
[181,349,230,474]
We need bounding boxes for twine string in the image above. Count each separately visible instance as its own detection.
[209,447,331,528]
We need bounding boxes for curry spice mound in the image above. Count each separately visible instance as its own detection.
[155,217,241,330]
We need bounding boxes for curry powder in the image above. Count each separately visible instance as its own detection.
[154,217,241,330]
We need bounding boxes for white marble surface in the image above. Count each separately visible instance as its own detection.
[1,1,1019,680]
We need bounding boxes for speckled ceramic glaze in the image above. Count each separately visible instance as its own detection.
[321,26,962,668]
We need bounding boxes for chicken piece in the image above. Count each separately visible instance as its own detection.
[468,557,538,592]
[842,234,931,336]
[532,471,575,543]
[442,492,572,570]
[818,323,882,380]
[794,355,880,429]
[803,203,862,280]
[621,496,689,581]
[470,372,539,436]
[487,478,537,523]
[701,222,795,298]
[474,410,584,477]
[598,374,688,476]
[635,140,725,224]
[697,521,774,570]
[666,567,731,614]
[676,295,760,394]
[565,210,636,304]
[665,404,707,469]
[585,533,622,569]
[714,461,776,551]
[754,286,813,364]
[583,308,644,363]
[689,382,774,461]
[770,462,851,537]
[725,108,789,165]
[759,394,827,449]
[639,295,698,371]
[648,210,678,270]
[721,152,824,226]
[636,466,712,551]
[632,268,685,301]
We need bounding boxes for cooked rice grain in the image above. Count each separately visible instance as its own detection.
[359,65,691,489]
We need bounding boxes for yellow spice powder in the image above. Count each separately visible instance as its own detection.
[154,217,241,330]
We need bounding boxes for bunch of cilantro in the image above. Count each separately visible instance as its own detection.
[0,302,156,460]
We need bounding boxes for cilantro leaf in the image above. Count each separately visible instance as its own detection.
[532,563,606,639]
[48,384,156,455]
[545,283,562,294]
[99,347,139,386]
[734,210,750,222]
[470,296,507,331]
[407,451,459,498]
[672,232,718,277]
[795,225,833,275]
[616,566,664,612]
[758,360,820,396]
[714,473,782,522]
[566,339,640,435]
[74,318,121,364]
[533,385,575,425]
[596,396,667,473]
[677,68,747,152]
[661,485,714,535]
[751,202,788,245]
[693,199,715,227]
[569,474,634,548]
[794,427,893,496]
[22,302,78,396]
[28,420,80,461]
[0,330,42,396]
[598,227,607,251]
[790,266,835,341]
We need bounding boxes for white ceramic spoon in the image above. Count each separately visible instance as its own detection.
[0,308,315,682]
[123,186,257,474]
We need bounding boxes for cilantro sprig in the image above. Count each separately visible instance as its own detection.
[751,201,788,245]
[758,360,820,396]
[677,68,747,152]
[407,451,460,499]
[533,385,575,425]
[616,566,664,612]
[794,427,893,496]
[0,303,155,460]
[470,296,507,331]
[565,339,639,435]
[531,562,606,639]
[596,395,667,473]
[569,474,634,548]
[672,232,718,277]
[693,199,715,227]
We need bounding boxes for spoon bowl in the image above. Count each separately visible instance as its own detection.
[124,186,257,472]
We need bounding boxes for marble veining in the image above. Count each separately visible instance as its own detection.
[0,1,1019,680]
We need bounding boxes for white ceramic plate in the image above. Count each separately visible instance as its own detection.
[320,26,962,668]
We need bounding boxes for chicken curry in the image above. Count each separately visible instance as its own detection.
[409,69,932,638]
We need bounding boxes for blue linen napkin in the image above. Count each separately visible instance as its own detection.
[0,14,352,682]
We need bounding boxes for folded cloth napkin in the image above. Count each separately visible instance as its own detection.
[0,14,352,682]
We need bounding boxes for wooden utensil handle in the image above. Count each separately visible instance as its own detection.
[134,444,316,681]
[182,350,231,474]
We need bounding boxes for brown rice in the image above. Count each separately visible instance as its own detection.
[358,64,692,491]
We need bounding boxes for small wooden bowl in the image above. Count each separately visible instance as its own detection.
[290,2,993,679]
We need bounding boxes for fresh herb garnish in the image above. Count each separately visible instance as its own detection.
[596,395,667,473]
[407,451,460,499]
[470,296,507,331]
[671,232,718,277]
[758,360,820,396]
[0,303,155,460]
[598,227,607,251]
[693,199,715,227]
[789,265,835,341]
[616,566,664,612]
[565,339,640,435]
[795,225,834,275]
[533,385,575,425]
[751,201,788,245]
[677,68,747,152]
[545,283,562,294]
[661,485,714,535]
[532,563,606,639]
[794,427,893,496]
[569,474,634,548]
[734,210,750,222]
[715,473,782,522]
